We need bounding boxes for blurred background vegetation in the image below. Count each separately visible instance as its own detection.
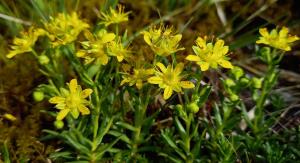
[0,0,299,162]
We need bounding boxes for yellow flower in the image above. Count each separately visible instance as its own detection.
[45,12,89,47]
[3,113,17,121]
[148,62,195,99]
[186,36,233,71]
[49,79,93,120]
[121,67,154,89]
[256,27,299,51]
[100,4,130,26]
[143,25,184,56]
[7,27,46,58]
[76,29,115,65]
[107,37,131,62]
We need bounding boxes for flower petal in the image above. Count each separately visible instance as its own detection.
[180,81,195,89]
[214,39,224,51]
[76,50,87,57]
[221,46,229,55]
[287,35,300,43]
[163,86,173,100]
[173,34,182,43]
[81,89,93,98]
[79,105,90,115]
[279,27,288,37]
[259,28,269,37]
[57,104,66,110]
[199,62,210,71]
[56,109,70,120]
[6,51,18,59]
[143,33,152,46]
[174,63,184,75]
[49,96,65,104]
[69,79,78,94]
[98,54,109,65]
[120,78,129,86]
[218,59,233,69]
[102,33,115,43]
[156,62,167,73]
[186,55,201,62]
[136,79,143,89]
[195,36,207,49]
[148,76,163,84]
[70,108,80,119]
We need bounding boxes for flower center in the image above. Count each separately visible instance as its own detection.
[163,72,179,86]
[66,94,81,109]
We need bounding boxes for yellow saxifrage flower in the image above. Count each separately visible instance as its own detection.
[107,37,131,62]
[7,27,46,58]
[148,62,195,100]
[143,25,184,56]
[121,68,154,89]
[49,79,93,120]
[186,36,233,71]
[77,29,115,65]
[256,27,299,51]
[100,4,130,26]
[45,12,89,47]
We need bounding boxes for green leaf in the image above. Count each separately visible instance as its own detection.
[87,64,101,79]
[62,132,91,156]
[214,103,223,127]
[115,121,137,131]
[108,130,131,144]
[195,85,212,107]
[66,161,89,163]
[49,151,73,160]
[174,116,186,139]
[2,140,10,163]
[239,102,253,129]
[158,152,182,163]
[95,117,114,147]
[94,137,121,160]
[161,131,186,159]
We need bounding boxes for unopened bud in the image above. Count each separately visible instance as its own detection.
[187,102,199,113]
[229,93,239,101]
[225,78,235,87]
[33,91,44,102]
[252,77,262,89]
[240,77,250,86]
[231,66,244,80]
[38,55,50,65]
[54,120,64,129]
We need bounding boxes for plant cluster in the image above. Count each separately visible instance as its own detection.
[2,3,300,162]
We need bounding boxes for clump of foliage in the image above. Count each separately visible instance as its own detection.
[1,0,300,162]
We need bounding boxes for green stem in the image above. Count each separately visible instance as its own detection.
[131,89,151,157]
[253,48,280,134]
[93,86,101,139]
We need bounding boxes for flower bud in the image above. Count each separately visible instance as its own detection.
[224,78,235,87]
[38,55,50,65]
[54,120,64,129]
[229,93,239,101]
[33,91,44,102]
[240,77,250,86]
[175,104,183,110]
[252,77,262,89]
[187,102,199,113]
[231,66,244,80]
[175,104,185,116]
